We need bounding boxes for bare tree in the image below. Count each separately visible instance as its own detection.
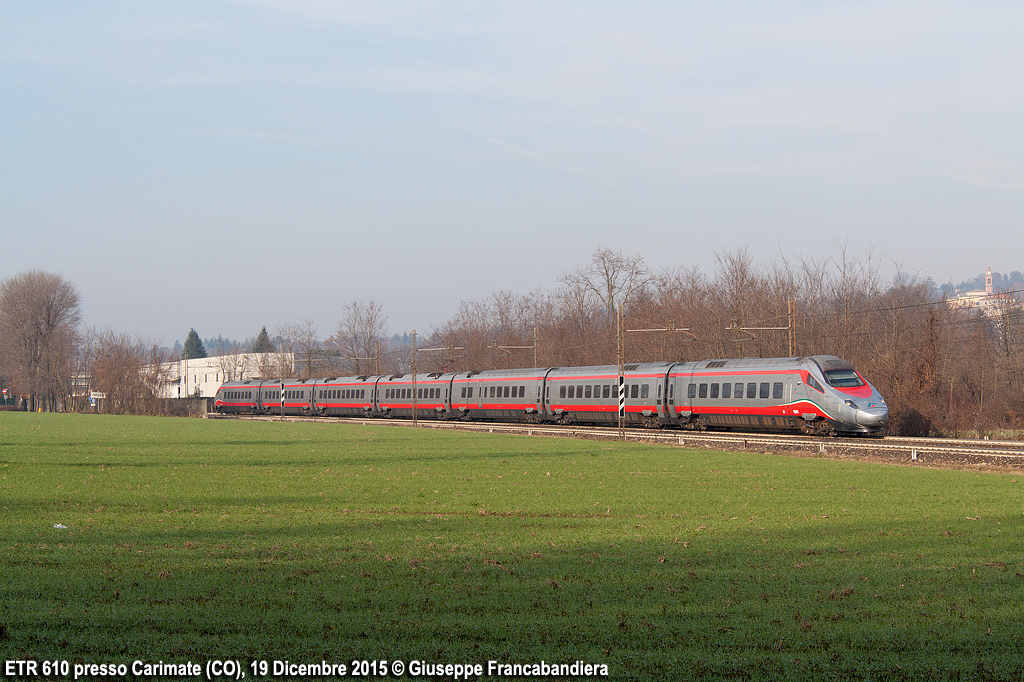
[213,339,253,382]
[277,319,320,378]
[328,299,389,375]
[0,270,81,411]
[559,247,648,330]
[89,329,172,415]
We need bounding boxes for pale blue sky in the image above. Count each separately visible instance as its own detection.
[3,1,1022,344]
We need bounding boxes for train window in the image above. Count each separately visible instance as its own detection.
[824,369,864,388]
[511,386,517,398]
[585,385,592,399]
[504,386,510,398]
[460,387,466,398]
[710,383,719,399]
[641,384,649,399]
[721,383,731,398]
[688,383,696,399]
[560,386,567,399]
[631,384,639,399]
[746,383,757,399]
[487,386,493,398]
[568,386,575,399]
[698,383,707,399]
[773,382,784,399]
[521,385,527,398]
[577,385,583,398]
[361,390,365,399]
[759,382,770,399]
[468,387,474,398]
[593,385,600,398]
[669,384,674,399]
[603,385,610,399]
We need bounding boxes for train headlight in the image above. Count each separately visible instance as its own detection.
[844,400,858,409]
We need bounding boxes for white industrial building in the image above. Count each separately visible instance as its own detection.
[156,352,295,399]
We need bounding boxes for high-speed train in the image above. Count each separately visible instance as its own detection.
[214,355,888,436]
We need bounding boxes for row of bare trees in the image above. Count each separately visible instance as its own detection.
[422,247,1024,437]
[5,251,1023,436]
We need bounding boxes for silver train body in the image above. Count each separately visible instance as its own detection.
[214,355,888,436]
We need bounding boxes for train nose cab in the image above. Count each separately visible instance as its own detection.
[848,399,888,428]
[822,365,888,433]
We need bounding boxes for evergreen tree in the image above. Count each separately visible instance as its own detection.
[182,328,207,359]
[253,326,275,353]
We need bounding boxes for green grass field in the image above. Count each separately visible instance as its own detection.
[2,413,1024,680]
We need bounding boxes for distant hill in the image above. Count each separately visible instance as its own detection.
[939,269,1024,297]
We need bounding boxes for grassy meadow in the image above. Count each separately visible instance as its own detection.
[2,412,1024,680]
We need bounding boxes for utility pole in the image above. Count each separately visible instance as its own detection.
[789,299,797,357]
[617,305,625,441]
[411,330,417,427]
[623,320,696,436]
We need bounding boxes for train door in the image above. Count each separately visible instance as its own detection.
[539,368,555,418]
[661,365,680,425]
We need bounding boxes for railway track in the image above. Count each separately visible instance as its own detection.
[209,413,1024,470]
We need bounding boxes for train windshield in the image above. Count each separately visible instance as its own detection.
[823,369,864,388]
